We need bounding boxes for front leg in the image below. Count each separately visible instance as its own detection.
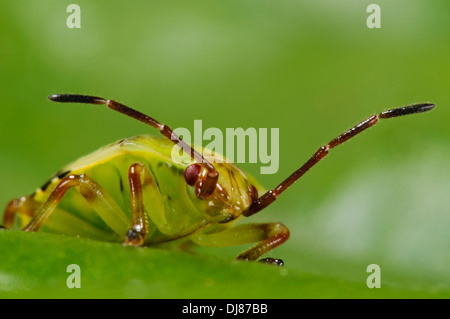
[123,163,152,246]
[191,222,290,266]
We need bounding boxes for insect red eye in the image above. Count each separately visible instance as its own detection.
[184,164,202,186]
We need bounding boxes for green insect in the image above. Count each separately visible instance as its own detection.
[1,94,435,266]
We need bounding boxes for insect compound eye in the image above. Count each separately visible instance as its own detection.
[248,185,259,203]
[184,164,202,186]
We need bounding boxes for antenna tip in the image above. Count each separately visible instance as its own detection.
[379,103,435,119]
[48,94,106,105]
[48,94,62,101]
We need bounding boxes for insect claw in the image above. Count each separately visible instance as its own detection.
[258,258,284,266]
[123,227,145,246]
[218,213,235,224]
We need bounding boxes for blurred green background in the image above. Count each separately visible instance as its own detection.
[0,0,449,298]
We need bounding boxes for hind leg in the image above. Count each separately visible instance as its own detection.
[2,196,38,229]
[2,195,119,240]
[191,222,290,266]
[5,164,159,245]
[21,174,130,239]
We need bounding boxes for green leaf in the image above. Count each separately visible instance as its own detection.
[0,231,447,299]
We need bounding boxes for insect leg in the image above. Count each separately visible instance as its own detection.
[2,196,39,229]
[22,174,130,237]
[123,163,150,246]
[191,222,290,265]
[3,195,120,240]
[244,103,435,216]
[48,94,219,199]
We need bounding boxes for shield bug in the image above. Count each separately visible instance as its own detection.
[2,94,435,266]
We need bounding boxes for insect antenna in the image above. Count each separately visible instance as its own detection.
[244,103,435,217]
[48,94,219,198]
